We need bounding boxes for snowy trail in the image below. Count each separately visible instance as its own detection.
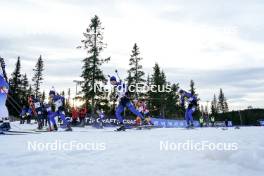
[1,123,264,176]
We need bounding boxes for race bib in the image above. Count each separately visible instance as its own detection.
[138,107,144,112]
[188,97,194,102]
[55,99,63,108]
[144,109,149,113]
[34,102,41,109]
[46,107,52,112]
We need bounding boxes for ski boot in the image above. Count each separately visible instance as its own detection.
[47,124,58,132]
[37,121,44,130]
[0,118,11,132]
[142,119,149,126]
[65,124,72,131]
[98,122,104,129]
[116,124,126,131]
[186,123,194,129]
[53,124,58,131]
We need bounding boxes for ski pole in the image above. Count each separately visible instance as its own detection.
[7,94,23,109]
[7,98,21,114]
[3,88,23,110]
[0,87,21,114]
[115,69,122,81]
[0,57,22,110]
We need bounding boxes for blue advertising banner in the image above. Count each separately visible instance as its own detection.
[151,118,200,128]
[85,117,232,128]
[259,120,264,126]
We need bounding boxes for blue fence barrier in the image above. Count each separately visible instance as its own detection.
[85,117,200,128]
[259,120,264,126]
[84,116,233,128]
[151,118,200,128]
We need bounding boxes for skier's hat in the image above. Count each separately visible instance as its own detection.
[49,90,56,95]
[49,86,56,95]
[110,76,116,82]
[179,89,185,94]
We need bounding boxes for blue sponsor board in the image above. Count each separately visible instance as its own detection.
[259,120,264,126]
[85,117,233,128]
[85,117,135,128]
[214,121,233,127]
[151,118,200,128]
[87,117,200,128]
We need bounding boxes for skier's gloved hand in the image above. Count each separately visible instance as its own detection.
[180,102,184,107]
[143,119,149,125]
[113,95,119,101]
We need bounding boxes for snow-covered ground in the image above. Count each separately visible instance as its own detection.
[1,122,264,176]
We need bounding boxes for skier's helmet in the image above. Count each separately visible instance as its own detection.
[49,90,56,96]
[110,76,117,85]
[49,86,56,97]
[179,89,185,95]
[110,76,116,82]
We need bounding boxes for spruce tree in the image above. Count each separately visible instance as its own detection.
[41,91,46,101]
[21,73,29,104]
[165,83,180,117]
[32,55,44,97]
[148,63,167,116]
[127,43,145,98]
[127,72,133,87]
[9,57,22,96]
[217,88,225,113]
[79,15,110,114]
[8,57,23,115]
[144,74,151,103]
[28,85,33,96]
[146,74,151,86]
[224,98,229,113]
[0,57,8,82]
[189,80,199,98]
[211,94,218,115]
[68,88,71,98]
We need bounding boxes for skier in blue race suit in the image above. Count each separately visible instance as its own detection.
[20,105,30,124]
[179,89,198,128]
[30,95,45,130]
[48,90,72,131]
[0,70,10,131]
[110,76,145,131]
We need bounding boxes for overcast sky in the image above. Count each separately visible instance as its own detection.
[0,0,263,110]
